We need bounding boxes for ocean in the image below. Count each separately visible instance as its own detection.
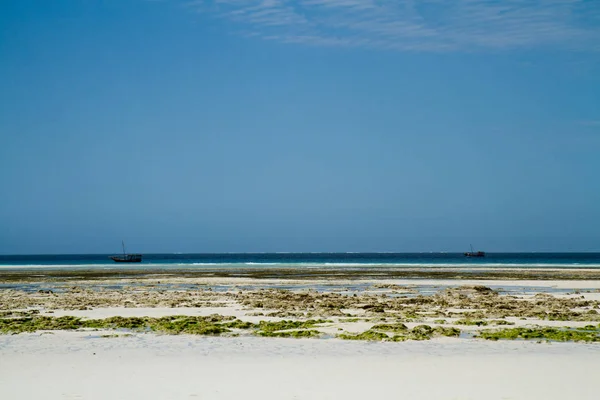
[1,253,600,270]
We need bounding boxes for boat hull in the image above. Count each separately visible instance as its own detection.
[464,252,485,257]
[109,255,142,263]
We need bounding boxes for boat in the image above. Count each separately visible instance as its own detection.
[109,241,142,263]
[464,244,485,257]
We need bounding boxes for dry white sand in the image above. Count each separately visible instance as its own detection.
[1,332,598,400]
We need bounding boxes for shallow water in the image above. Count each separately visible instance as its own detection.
[2,252,600,270]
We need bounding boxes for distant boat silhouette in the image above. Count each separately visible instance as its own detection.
[464,244,485,258]
[109,241,142,263]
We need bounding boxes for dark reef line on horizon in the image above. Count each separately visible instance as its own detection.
[2,267,600,282]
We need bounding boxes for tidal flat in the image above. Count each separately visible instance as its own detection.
[1,268,600,343]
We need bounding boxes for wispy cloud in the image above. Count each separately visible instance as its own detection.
[170,0,600,51]
[579,120,600,127]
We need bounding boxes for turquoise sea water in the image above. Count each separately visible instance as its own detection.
[1,253,600,270]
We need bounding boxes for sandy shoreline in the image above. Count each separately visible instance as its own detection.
[1,332,598,400]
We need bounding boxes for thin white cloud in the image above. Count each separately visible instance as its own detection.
[168,0,600,51]
[579,120,600,127]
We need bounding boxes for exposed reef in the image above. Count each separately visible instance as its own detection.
[1,271,600,343]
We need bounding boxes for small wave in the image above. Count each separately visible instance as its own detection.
[244,262,280,266]
[1,262,600,270]
[189,263,224,266]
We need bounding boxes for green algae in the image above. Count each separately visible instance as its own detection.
[340,318,360,323]
[0,316,86,333]
[371,323,408,332]
[257,319,330,333]
[338,325,461,341]
[0,315,334,339]
[338,330,391,341]
[100,333,132,338]
[150,316,232,335]
[257,330,321,338]
[454,319,514,326]
[478,327,600,342]
[408,324,435,340]
[456,319,489,326]
[434,326,461,337]
[582,324,600,330]
[490,319,515,325]
[87,316,148,330]
[0,310,40,318]
[254,319,329,338]
[362,304,385,313]
[222,320,258,330]
[0,315,234,336]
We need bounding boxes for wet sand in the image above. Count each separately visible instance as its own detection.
[3,266,600,282]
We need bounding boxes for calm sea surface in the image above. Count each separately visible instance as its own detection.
[1,253,600,270]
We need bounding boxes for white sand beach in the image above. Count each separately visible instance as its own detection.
[1,332,598,400]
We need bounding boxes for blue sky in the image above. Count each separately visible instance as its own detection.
[1,0,600,254]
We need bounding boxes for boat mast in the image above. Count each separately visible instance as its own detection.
[122,240,126,255]
[470,244,474,253]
